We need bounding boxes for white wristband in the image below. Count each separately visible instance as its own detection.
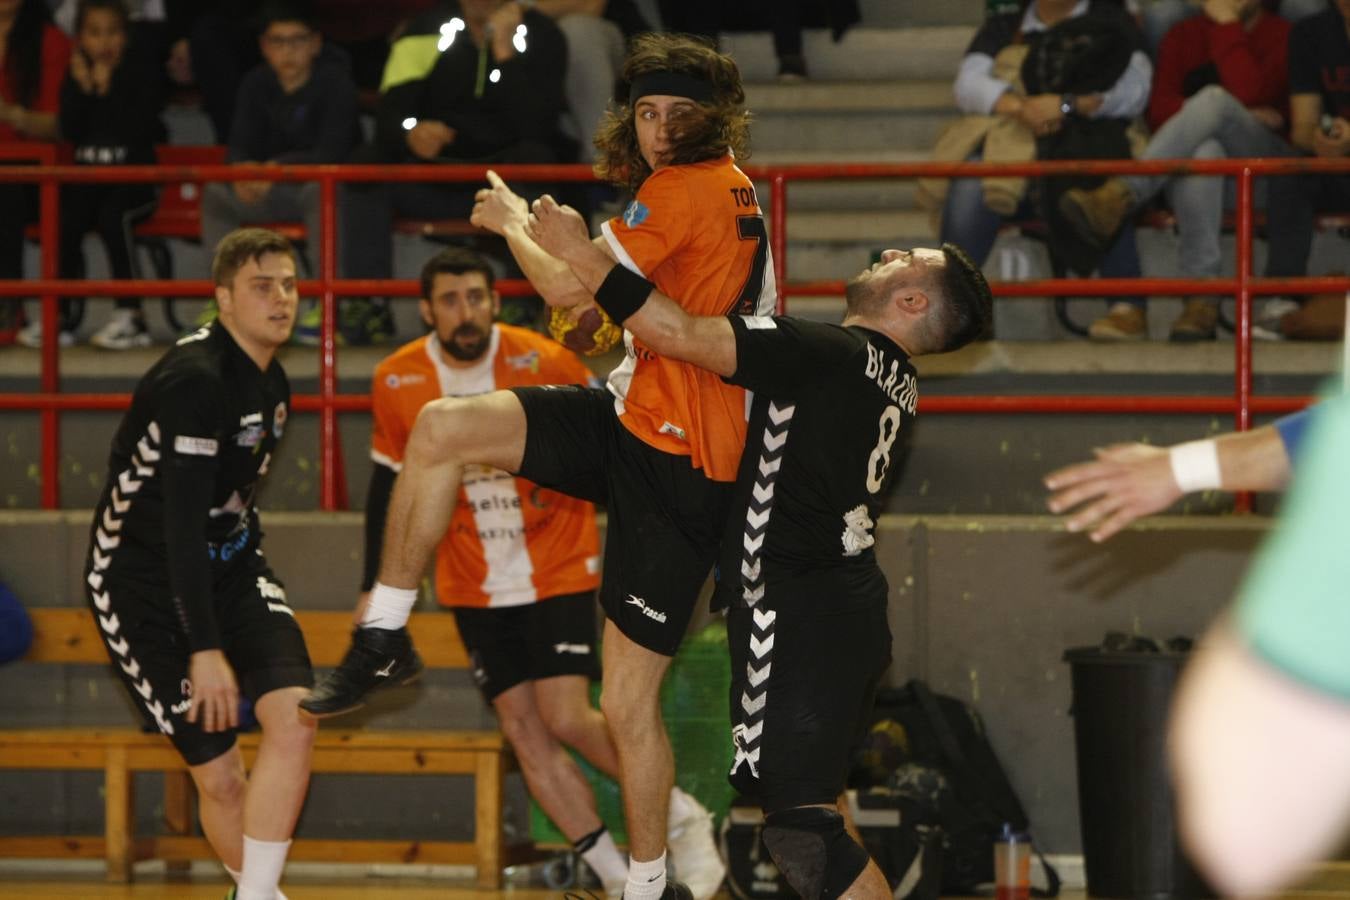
[360,581,419,629]
[1169,440,1222,493]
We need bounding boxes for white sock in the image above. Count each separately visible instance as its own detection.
[625,850,667,900]
[225,864,289,900]
[235,835,291,900]
[577,826,628,895]
[359,581,418,629]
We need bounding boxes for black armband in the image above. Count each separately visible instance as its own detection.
[594,264,655,324]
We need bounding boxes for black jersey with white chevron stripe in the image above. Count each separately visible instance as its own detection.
[714,316,918,607]
[87,321,289,635]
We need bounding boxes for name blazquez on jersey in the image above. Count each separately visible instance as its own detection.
[863,343,917,413]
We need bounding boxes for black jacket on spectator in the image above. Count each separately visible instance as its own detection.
[373,2,571,164]
[227,54,361,164]
[58,38,166,166]
[1022,2,1141,275]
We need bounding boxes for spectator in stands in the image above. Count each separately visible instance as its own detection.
[924,0,1153,334]
[1058,0,1299,342]
[307,0,438,94]
[1257,0,1350,337]
[0,0,70,346]
[1137,0,1325,52]
[17,0,164,350]
[201,1,359,346]
[339,0,570,345]
[751,0,860,81]
[531,0,655,162]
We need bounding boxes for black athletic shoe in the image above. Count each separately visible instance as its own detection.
[299,626,424,717]
[623,881,694,900]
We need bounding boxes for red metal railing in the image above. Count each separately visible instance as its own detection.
[2,153,1348,510]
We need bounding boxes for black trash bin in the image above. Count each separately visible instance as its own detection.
[1064,644,1215,899]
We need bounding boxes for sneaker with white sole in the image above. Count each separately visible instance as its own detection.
[90,309,152,350]
[666,788,725,900]
[1252,297,1301,341]
[17,319,75,349]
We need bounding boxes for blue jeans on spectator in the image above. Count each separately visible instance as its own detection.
[1122,86,1300,302]
[939,149,1144,311]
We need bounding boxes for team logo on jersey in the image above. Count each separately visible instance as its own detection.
[174,435,219,457]
[385,372,427,389]
[504,349,541,372]
[622,200,650,228]
[841,505,876,557]
[235,415,265,448]
[273,402,287,438]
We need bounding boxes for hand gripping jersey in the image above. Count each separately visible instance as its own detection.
[601,153,778,482]
[85,321,290,651]
[371,324,602,608]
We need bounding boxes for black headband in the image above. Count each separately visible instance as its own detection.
[629,71,714,106]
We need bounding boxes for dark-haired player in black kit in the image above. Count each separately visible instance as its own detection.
[529,195,992,900]
[83,228,314,900]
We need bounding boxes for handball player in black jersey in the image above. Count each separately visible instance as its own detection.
[529,195,992,900]
[84,228,312,900]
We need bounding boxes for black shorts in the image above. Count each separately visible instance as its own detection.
[84,549,312,767]
[452,591,602,702]
[727,571,892,812]
[511,385,733,656]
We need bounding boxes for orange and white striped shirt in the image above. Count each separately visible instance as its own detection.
[370,325,601,608]
[601,153,778,483]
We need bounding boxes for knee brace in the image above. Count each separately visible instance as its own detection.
[761,806,870,900]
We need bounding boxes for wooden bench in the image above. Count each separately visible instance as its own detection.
[0,607,521,886]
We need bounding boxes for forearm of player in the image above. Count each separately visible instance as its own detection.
[1211,426,1292,493]
[501,220,593,308]
[161,463,223,652]
[624,301,737,377]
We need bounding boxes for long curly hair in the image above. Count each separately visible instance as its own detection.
[593,33,751,193]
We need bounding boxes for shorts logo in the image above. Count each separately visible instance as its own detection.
[625,593,667,624]
[174,435,218,457]
[658,421,687,441]
[553,642,591,655]
[622,200,650,228]
[170,678,192,715]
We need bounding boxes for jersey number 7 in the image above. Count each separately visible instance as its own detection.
[732,215,769,316]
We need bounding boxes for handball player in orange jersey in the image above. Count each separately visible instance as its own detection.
[303,33,766,900]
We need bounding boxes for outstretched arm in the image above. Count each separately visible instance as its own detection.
[528,195,739,377]
[1044,424,1294,542]
[470,169,612,308]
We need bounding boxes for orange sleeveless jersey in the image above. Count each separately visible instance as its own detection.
[370,325,601,608]
[600,153,778,482]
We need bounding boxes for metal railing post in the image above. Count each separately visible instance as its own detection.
[1234,167,1254,513]
[39,169,60,509]
[318,172,343,511]
[771,174,787,315]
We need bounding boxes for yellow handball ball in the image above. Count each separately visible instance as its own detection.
[548,304,623,357]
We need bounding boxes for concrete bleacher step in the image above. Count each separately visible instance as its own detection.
[859,0,984,27]
[747,80,958,155]
[721,26,973,82]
